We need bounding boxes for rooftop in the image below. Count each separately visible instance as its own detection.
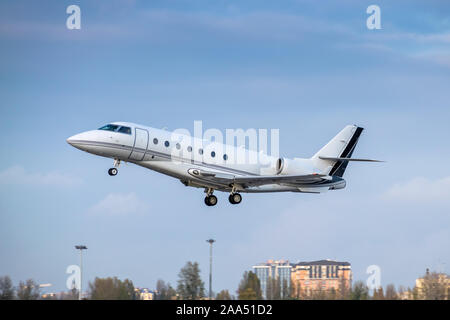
[292,260,351,267]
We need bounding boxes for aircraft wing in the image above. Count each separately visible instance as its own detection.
[188,168,327,188]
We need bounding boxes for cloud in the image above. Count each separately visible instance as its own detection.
[384,176,450,203]
[0,165,82,187]
[88,192,149,216]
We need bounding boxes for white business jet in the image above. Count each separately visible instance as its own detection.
[67,123,380,206]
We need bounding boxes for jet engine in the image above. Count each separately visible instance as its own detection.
[275,158,317,175]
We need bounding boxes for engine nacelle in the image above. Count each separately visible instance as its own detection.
[276,158,317,175]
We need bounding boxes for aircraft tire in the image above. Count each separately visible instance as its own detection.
[229,193,242,204]
[108,168,118,176]
[205,195,217,206]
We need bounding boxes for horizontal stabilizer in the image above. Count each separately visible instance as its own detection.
[319,157,384,162]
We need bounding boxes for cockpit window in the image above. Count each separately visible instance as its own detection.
[98,124,132,135]
[117,126,132,134]
[99,124,119,132]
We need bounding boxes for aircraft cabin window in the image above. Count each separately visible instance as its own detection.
[187,146,192,152]
[223,154,228,161]
[164,141,170,147]
[117,126,131,134]
[153,138,158,144]
[198,148,203,155]
[211,151,216,158]
[176,143,181,150]
[99,124,119,132]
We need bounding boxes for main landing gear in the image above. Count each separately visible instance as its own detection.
[228,193,242,205]
[228,185,242,205]
[203,187,242,206]
[108,159,120,176]
[204,195,218,206]
[204,188,218,206]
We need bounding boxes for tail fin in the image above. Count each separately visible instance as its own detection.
[311,125,364,177]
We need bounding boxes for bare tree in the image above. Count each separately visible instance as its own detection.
[155,279,177,300]
[266,277,281,300]
[216,290,232,300]
[281,278,290,299]
[385,284,398,300]
[311,285,327,300]
[155,279,167,300]
[327,287,338,300]
[397,285,409,300]
[418,271,449,300]
[89,277,136,300]
[290,281,298,299]
[59,287,79,300]
[372,287,384,300]
[17,279,40,300]
[338,277,351,300]
[0,276,15,300]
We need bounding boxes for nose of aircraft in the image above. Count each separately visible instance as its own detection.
[67,130,100,154]
[66,133,81,146]
[66,136,74,145]
[66,132,92,149]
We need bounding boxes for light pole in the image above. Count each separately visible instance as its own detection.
[75,245,87,300]
[206,239,215,299]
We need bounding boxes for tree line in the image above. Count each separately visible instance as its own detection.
[0,261,209,300]
[1,264,448,300]
[235,270,449,300]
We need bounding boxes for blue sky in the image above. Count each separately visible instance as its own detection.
[1,0,450,295]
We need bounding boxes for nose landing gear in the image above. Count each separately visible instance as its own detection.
[108,168,118,176]
[108,159,120,176]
